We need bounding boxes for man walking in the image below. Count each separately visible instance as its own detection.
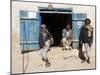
[39,24,53,67]
[79,18,93,64]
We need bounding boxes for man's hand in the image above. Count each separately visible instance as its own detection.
[47,48,51,52]
[50,38,54,45]
[80,41,83,45]
[42,44,45,48]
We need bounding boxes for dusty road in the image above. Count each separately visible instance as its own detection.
[12,47,95,74]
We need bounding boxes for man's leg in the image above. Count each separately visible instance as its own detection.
[68,39,72,50]
[81,43,87,63]
[42,50,51,67]
[62,38,69,59]
[44,40,51,67]
[45,58,51,67]
[44,49,51,67]
[45,40,51,52]
[86,44,91,64]
[41,47,47,61]
[39,43,51,67]
[62,38,66,50]
[62,38,68,50]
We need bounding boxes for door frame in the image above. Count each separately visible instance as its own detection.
[38,7,73,46]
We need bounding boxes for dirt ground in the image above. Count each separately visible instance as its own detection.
[12,46,95,74]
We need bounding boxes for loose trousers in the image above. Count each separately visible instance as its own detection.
[62,38,72,50]
[82,43,91,59]
[39,40,51,60]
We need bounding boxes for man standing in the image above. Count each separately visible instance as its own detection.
[39,24,53,67]
[79,18,93,64]
[62,24,73,50]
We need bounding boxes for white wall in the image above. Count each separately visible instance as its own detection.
[0,0,98,75]
[11,1,96,73]
[12,1,95,50]
[73,6,96,49]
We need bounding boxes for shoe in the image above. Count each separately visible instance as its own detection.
[65,48,68,50]
[42,57,45,61]
[62,48,66,50]
[62,48,64,50]
[69,46,72,50]
[45,62,51,67]
[87,57,90,64]
[69,48,71,51]
[47,48,51,52]
[81,59,87,63]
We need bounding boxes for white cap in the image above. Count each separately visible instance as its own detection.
[41,24,46,27]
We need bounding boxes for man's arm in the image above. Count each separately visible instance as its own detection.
[91,28,93,44]
[39,32,45,48]
[69,29,73,39]
[47,30,54,45]
[79,27,83,44]
[62,29,66,38]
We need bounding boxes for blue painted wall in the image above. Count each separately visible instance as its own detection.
[20,11,87,50]
[72,13,87,48]
[20,11,39,51]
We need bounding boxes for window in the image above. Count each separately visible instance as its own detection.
[72,13,87,48]
[20,10,39,51]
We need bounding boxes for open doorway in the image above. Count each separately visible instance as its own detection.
[40,13,72,46]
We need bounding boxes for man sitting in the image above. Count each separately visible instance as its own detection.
[62,24,73,50]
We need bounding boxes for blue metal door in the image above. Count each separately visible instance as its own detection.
[20,11,39,51]
[72,13,87,48]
